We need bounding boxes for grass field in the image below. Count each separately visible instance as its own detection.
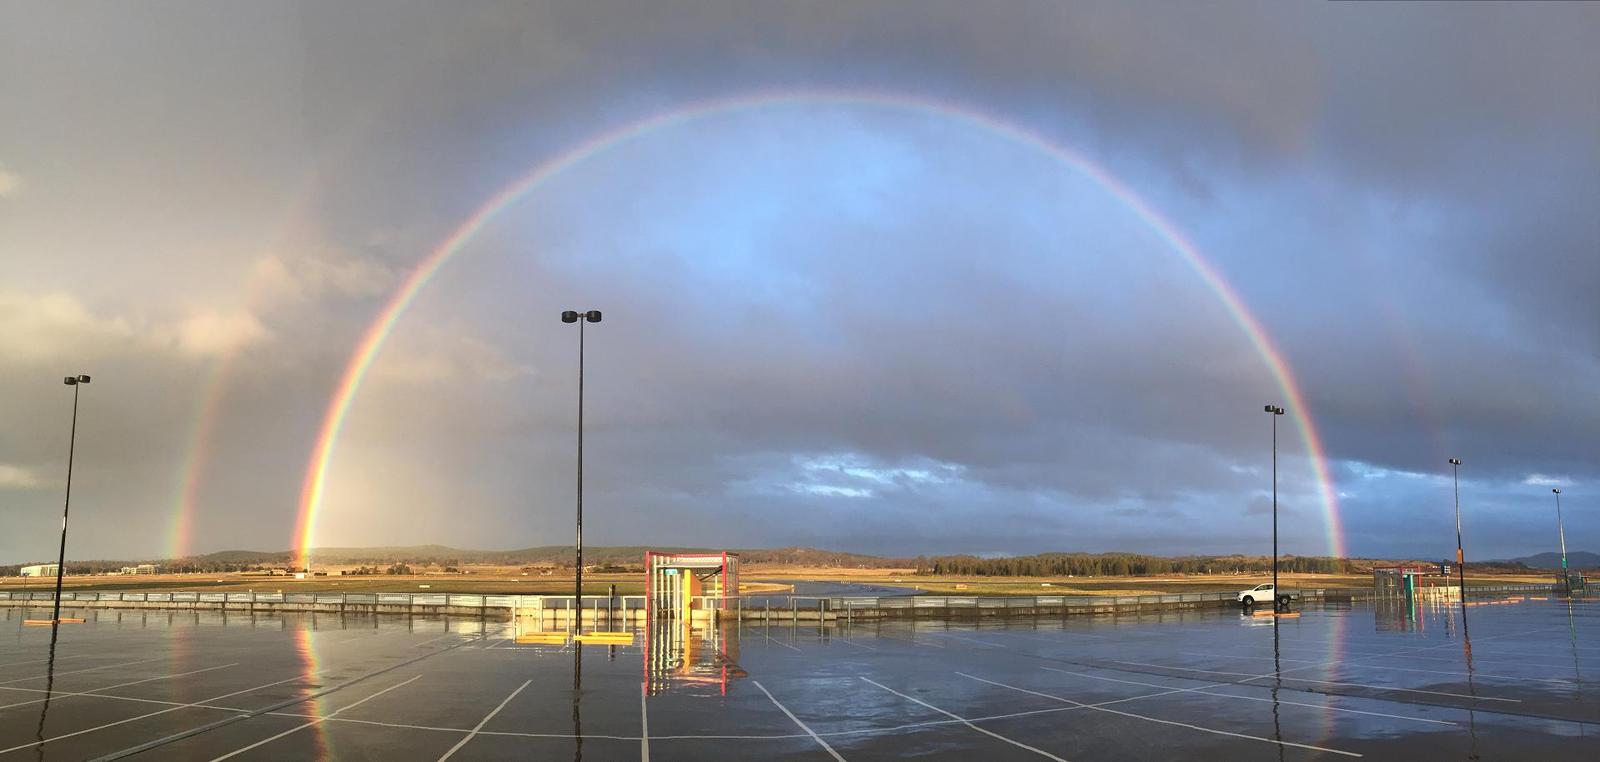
[741,566,1558,596]
[0,572,649,596]
[0,565,1559,597]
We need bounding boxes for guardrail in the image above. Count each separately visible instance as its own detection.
[1461,583,1559,594]
[0,590,647,620]
[715,588,1357,621]
[829,588,1349,610]
[0,583,1560,621]
[0,587,1345,610]
[828,590,1242,617]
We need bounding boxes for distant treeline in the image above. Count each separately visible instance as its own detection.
[0,560,278,576]
[913,553,1354,577]
[0,545,906,574]
[169,545,904,568]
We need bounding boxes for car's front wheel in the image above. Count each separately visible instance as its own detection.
[1241,596,1254,606]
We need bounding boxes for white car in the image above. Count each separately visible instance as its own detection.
[1236,583,1291,607]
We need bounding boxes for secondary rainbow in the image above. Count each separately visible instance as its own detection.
[291,89,1346,569]
[168,166,326,561]
[167,360,230,559]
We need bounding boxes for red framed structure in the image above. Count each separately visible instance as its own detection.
[642,550,745,696]
[644,551,740,616]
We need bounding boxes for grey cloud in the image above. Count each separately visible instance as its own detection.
[1,2,1595,562]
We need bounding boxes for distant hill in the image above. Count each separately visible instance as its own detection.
[153,545,905,568]
[1500,551,1600,570]
[22,545,1584,574]
[191,550,287,564]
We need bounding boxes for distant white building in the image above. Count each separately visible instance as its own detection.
[20,564,59,577]
[119,564,159,575]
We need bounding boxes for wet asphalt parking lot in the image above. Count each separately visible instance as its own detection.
[1,595,1596,760]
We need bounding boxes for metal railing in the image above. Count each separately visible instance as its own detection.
[1459,583,1558,594]
[0,588,1332,609]
[0,583,1561,617]
[0,589,646,613]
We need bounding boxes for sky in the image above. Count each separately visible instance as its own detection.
[1,1,1596,564]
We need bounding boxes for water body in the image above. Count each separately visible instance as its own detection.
[5,596,1595,759]
[744,578,923,606]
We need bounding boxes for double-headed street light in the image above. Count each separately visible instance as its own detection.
[1264,404,1284,609]
[51,375,91,625]
[561,310,601,622]
[1449,458,1465,596]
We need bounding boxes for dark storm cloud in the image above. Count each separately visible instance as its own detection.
[1,1,1595,562]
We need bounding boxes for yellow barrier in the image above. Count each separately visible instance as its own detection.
[515,632,570,645]
[574,632,634,645]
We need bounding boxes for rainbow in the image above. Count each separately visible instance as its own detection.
[168,167,325,562]
[291,625,332,757]
[290,89,1346,569]
[167,360,231,559]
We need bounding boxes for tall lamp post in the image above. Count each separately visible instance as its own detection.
[51,374,91,624]
[1264,404,1284,608]
[1553,488,1568,586]
[561,310,601,625]
[1449,458,1465,597]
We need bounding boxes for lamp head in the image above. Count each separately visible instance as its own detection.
[76,375,90,383]
[584,310,601,323]
[561,310,579,323]
[63,376,76,385]
[1264,404,1284,414]
[1553,488,1561,495]
[1448,458,1462,466]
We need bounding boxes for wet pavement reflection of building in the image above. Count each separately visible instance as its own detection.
[644,615,746,696]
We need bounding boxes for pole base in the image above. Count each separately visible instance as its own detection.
[23,618,84,625]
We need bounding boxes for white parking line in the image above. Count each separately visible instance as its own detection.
[209,675,422,761]
[1110,659,1521,702]
[1009,631,1112,644]
[436,679,529,761]
[861,677,1067,761]
[0,686,198,709]
[412,633,464,649]
[0,662,238,710]
[216,688,1233,745]
[958,672,1361,758]
[0,673,313,755]
[865,627,945,648]
[1410,650,1600,669]
[1226,643,1600,672]
[0,657,163,685]
[1178,649,1577,686]
[250,679,1242,746]
[640,687,650,761]
[252,712,468,733]
[833,637,878,651]
[1042,667,1457,726]
[0,654,95,669]
[925,633,1009,649]
[753,680,845,761]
